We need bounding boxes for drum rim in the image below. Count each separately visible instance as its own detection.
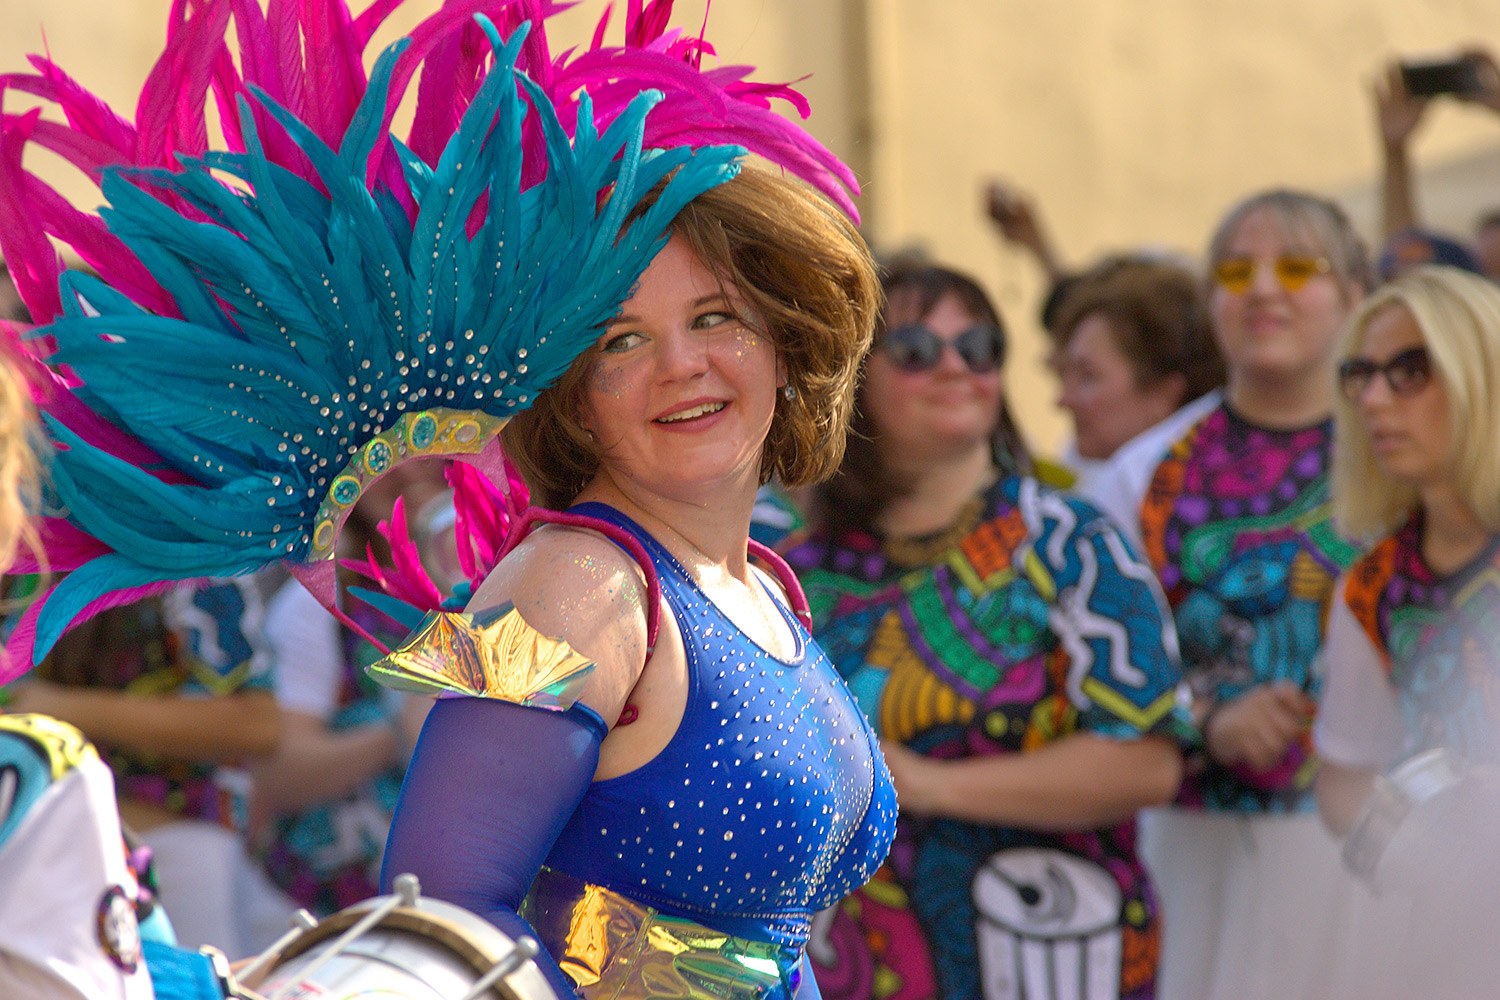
[239,897,548,1000]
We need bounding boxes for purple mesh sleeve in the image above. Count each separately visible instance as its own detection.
[381,696,607,999]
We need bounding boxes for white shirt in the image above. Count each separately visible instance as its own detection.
[1069,390,1223,550]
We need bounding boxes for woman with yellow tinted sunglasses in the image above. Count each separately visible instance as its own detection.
[1135,190,1401,1000]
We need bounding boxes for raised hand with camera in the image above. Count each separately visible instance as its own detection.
[1452,48,1500,113]
[1374,59,1431,242]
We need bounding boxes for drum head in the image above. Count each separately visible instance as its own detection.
[236,892,559,1000]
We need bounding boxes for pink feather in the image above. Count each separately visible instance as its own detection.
[6,519,110,576]
[340,497,446,611]
[407,8,493,167]
[1,578,185,683]
[266,0,309,120]
[298,0,367,150]
[7,58,137,155]
[0,115,129,181]
[134,0,233,169]
[0,112,64,322]
[449,460,511,583]
[22,175,177,318]
[386,0,526,159]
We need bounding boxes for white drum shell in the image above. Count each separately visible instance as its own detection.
[238,893,558,1000]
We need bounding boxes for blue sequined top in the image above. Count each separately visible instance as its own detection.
[545,503,898,947]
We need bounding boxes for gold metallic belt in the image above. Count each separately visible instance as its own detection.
[520,868,802,1000]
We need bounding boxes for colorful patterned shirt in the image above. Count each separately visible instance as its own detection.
[783,476,1190,1000]
[1340,517,1500,768]
[22,577,276,830]
[1140,405,1360,812]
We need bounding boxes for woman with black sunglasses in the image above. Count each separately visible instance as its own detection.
[1134,190,1397,1000]
[1316,265,1500,998]
[779,263,1191,1000]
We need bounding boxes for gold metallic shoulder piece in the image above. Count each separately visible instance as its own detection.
[367,603,595,710]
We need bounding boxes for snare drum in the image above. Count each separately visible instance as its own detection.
[228,874,559,1000]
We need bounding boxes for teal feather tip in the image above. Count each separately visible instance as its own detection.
[35,13,745,622]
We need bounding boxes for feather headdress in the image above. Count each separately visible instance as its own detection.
[0,0,857,679]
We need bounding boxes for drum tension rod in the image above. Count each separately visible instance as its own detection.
[264,874,423,1000]
[233,909,320,985]
[459,934,541,1000]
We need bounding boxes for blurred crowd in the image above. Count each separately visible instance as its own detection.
[3,44,1500,1000]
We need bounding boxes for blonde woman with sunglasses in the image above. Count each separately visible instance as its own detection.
[1316,266,1500,998]
[781,264,1192,1000]
[1136,190,1401,1000]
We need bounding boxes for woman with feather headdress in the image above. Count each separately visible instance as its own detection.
[0,1,896,997]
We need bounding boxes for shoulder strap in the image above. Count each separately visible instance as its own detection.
[748,539,812,629]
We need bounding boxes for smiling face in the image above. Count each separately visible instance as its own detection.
[578,236,780,503]
[1057,312,1184,460]
[861,289,1004,467]
[1211,206,1358,388]
[1347,304,1452,489]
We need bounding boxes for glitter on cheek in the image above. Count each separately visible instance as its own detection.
[725,329,768,369]
[589,359,630,397]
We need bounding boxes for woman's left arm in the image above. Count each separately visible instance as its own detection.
[883,733,1181,830]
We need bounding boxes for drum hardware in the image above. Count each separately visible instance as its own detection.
[232,908,321,986]
[226,873,556,1000]
[458,935,540,1000]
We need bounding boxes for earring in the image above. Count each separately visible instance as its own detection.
[782,384,797,401]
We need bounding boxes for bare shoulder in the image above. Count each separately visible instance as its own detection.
[466,524,651,719]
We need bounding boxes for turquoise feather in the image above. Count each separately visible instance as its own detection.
[30,18,743,658]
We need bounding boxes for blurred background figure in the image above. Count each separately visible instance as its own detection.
[1049,258,1226,544]
[983,183,1224,513]
[1374,49,1500,283]
[1318,265,1500,999]
[244,464,447,948]
[1135,189,1400,1000]
[783,263,1189,1000]
[984,180,1086,343]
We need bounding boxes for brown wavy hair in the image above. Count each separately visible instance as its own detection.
[503,167,881,510]
[1052,258,1225,403]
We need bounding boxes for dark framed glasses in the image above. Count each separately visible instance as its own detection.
[1337,346,1433,400]
[1212,255,1331,294]
[878,323,1006,374]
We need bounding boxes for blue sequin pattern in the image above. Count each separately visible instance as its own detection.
[545,504,898,947]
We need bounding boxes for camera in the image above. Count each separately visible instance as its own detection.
[1399,55,1485,97]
